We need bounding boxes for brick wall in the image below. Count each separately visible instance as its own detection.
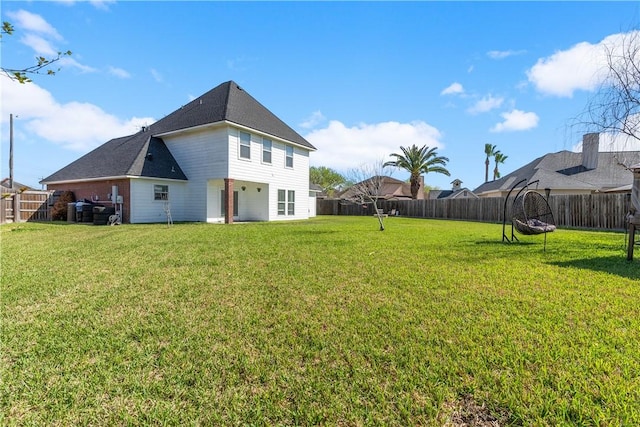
[46,179,131,223]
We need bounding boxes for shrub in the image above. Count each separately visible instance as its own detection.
[51,190,75,221]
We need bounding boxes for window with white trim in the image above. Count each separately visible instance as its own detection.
[285,145,293,168]
[154,184,169,200]
[277,190,286,215]
[239,131,251,159]
[262,138,272,164]
[278,189,295,216]
[287,190,295,215]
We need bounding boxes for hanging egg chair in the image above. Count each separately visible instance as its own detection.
[512,190,556,235]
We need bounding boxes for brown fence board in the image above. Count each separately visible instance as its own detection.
[317,193,633,230]
[1,190,54,223]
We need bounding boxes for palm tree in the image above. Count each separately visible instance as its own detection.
[484,143,497,182]
[384,144,450,199]
[493,151,508,180]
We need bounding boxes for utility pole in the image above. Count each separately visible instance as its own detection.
[9,113,14,190]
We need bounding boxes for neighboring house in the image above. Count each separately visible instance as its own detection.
[41,81,317,224]
[429,179,479,200]
[473,133,640,197]
[339,176,423,201]
[1,178,36,192]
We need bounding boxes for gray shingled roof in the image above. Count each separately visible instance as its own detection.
[42,81,314,184]
[42,134,188,183]
[473,150,640,195]
[147,81,314,149]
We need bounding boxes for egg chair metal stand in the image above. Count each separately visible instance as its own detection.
[502,179,556,250]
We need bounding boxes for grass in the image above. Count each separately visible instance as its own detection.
[1,216,639,426]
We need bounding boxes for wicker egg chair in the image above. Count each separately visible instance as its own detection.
[512,190,556,235]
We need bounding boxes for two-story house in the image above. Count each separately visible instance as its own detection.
[41,81,317,224]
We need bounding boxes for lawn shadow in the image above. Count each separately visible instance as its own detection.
[474,239,537,246]
[550,256,640,281]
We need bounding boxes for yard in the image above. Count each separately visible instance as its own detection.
[2,216,639,425]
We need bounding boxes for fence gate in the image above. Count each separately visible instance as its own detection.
[1,190,54,223]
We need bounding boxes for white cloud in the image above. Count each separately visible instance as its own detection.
[299,111,326,129]
[151,68,164,83]
[490,109,539,132]
[19,33,58,57]
[441,82,464,96]
[6,9,94,75]
[53,0,115,10]
[1,80,154,152]
[526,31,640,97]
[108,66,132,79]
[468,95,504,114]
[487,49,526,60]
[572,131,640,153]
[305,120,444,172]
[7,10,63,40]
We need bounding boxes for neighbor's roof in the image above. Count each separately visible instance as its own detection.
[42,81,314,184]
[473,150,640,195]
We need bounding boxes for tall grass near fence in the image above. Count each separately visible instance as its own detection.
[2,217,639,425]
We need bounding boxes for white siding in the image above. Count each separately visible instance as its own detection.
[156,124,311,223]
[130,178,187,223]
[163,126,229,221]
[228,127,310,221]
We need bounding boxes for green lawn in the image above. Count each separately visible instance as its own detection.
[2,216,638,426]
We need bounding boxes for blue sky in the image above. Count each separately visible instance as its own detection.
[2,1,640,190]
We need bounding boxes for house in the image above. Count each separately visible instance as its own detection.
[429,179,479,200]
[1,178,37,192]
[338,176,421,201]
[41,81,316,224]
[473,133,640,198]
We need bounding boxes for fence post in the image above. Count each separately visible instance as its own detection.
[14,193,21,223]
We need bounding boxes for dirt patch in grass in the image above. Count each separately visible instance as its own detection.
[440,395,509,426]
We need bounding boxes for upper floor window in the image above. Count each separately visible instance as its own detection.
[285,145,293,168]
[239,131,251,159]
[154,184,169,201]
[262,138,272,164]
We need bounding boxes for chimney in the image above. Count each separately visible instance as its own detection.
[582,133,599,170]
[451,179,462,191]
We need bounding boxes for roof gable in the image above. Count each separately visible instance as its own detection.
[42,81,311,184]
[42,134,187,183]
[151,81,315,150]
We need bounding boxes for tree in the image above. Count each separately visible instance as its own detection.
[493,151,508,180]
[1,21,72,84]
[310,166,346,197]
[343,160,389,231]
[579,30,640,145]
[383,144,450,199]
[484,143,497,182]
[576,29,640,213]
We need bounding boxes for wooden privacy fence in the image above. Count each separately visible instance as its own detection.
[1,190,55,223]
[317,193,634,230]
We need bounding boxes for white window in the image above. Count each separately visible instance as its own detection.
[239,131,251,159]
[285,145,293,168]
[154,185,169,200]
[278,189,295,216]
[287,190,295,215]
[262,138,272,164]
[277,190,286,215]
